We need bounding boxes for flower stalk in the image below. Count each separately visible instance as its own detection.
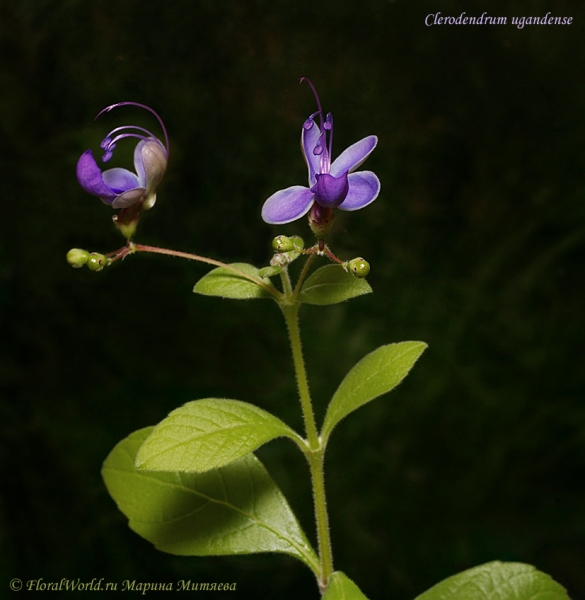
[132,244,282,299]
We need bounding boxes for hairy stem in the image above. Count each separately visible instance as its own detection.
[282,303,333,589]
[294,253,317,299]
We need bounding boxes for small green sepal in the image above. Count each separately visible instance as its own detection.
[66,248,90,268]
[113,214,139,240]
[289,235,305,252]
[308,204,334,241]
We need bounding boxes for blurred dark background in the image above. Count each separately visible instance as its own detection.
[1,0,584,598]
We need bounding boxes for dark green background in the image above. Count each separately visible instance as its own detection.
[1,0,584,598]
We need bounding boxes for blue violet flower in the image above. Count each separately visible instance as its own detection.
[261,79,380,228]
[76,102,169,210]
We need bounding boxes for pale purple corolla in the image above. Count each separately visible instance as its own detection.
[261,79,380,226]
[76,102,169,210]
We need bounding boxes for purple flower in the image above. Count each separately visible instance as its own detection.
[76,102,169,210]
[261,79,380,225]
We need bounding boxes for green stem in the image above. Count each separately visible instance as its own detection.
[282,302,333,589]
[293,253,317,299]
[282,304,319,448]
[308,450,332,594]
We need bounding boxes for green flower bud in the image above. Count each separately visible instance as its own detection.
[66,248,90,268]
[290,236,305,252]
[87,252,108,272]
[272,235,294,253]
[347,257,370,278]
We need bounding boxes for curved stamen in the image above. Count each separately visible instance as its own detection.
[100,126,160,161]
[301,79,334,174]
[300,77,323,130]
[104,125,154,144]
[106,131,158,148]
[95,101,170,158]
[325,113,333,162]
[101,131,162,162]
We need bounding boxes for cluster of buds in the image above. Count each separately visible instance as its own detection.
[258,235,305,278]
[66,249,110,272]
[256,235,370,280]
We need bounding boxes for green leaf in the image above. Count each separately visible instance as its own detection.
[102,428,319,573]
[322,342,427,441]
[298,265,372,305]
[136,398,302,472]
[414,561,571,600]
[258,265,283,278]
[194,262,272,300]
[323,572,370,600]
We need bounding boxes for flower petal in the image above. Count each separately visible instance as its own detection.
[133,140,147,186]
[140,140,167,193]
[142,192,157,211]
[102,168,141,194]
[312,173,349,208]
[337,170,380,211]
[112,188,147,209]
[301,121,322,186]
[261,186,315,224]
[76,150,116,202]
[330,135,377,177]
